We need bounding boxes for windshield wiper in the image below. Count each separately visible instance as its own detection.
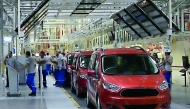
[103,73,117,75]
[132,73,147,75]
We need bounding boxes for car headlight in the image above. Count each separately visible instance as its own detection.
[79,74,87,79]
[67,68,72,73]
[159,80,168,90]
[102,82,121,92]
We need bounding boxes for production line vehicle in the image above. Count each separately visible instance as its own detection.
[70,51,93,97]
[65,52,75,86]
[84,47,170,109]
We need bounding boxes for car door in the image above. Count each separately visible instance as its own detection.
[91,54,100,102]
[87,53,97,101]
[73,55,79,88]
[71,54,78,86]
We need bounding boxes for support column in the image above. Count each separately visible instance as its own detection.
[0,0,4,76]
[166,0,172,49]
[13,7,16,56]
[113,21,117,48]
[100,19,103,48]
[177,8,180,28]
[24,36,31,52]
[118,28,122,48]
[17,0,21,57]
[181,10,184,32]
[169,0,172,34]
[33,26,37,52]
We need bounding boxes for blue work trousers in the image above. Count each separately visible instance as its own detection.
[164,71,172,89]
[38,70,47,87]
[54,69,59,85]
[46,64,51,75]
[26,73,36,93]
[57,69,66,87]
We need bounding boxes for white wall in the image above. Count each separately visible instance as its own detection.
[171,40,190,66]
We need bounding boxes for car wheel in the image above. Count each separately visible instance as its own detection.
[86,91,93,108]
[97,95,102,109]
[76,83,81,97]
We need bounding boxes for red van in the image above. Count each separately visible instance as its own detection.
[86,47,171,109]
[70,51,93,97]
[65,52,75,86]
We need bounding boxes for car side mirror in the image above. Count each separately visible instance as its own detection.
[88,70,95,76]
[71,65,76,69]
[160,69,167,74]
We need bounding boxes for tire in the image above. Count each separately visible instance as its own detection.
[97,95,102,109]
[86,91,93,108]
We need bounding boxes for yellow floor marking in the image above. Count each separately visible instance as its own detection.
[61,88,82,109]
[50,75,82,109]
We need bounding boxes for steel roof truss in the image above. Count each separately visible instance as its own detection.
[123,8,151,36]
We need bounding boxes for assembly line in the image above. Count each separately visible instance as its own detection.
[1,0,190,109]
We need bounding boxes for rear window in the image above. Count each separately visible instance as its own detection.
[79,55,91,69]
[67,55,74,65]
[102,54,158,75]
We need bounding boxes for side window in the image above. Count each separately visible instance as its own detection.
[75,56,79,69]
[95,56,99,75]
[72,54,78,66]
[92,54,97,70]
[88,53,97,70]
[72,57,76,65]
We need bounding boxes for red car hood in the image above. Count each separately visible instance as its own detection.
[102,74,165,88]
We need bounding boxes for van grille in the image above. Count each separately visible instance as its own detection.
[123,104,157,109]
[121,89,159,97]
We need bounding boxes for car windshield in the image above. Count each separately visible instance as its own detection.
[102,54,159,75]
[67,55,74,65]
[79,55,91,69]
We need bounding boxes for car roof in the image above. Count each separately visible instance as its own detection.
[96,48,147,55]
[76,51,93,56]
[66,52,75,56]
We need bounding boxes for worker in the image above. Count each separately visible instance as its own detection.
[60,52,67,86]
[36,51,47,88]
[163,52,173,89]
[17,51,36,96]
[4,51,17,87]
[52,51,61,87]
[46,53,52,75]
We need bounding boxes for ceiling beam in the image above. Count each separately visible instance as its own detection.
[48,3,134,7]
[20,0,42,2]
[43,22,84,25]
[55,0,67,18]
[45,15,110,19]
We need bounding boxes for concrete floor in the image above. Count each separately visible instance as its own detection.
[0,67,189,109]
[0,74,78,109]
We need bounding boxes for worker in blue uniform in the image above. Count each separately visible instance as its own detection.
[60,52,67,86]
[52,51,61,87]
[17,51,36,96]
[45,53,52,75]
[163,52,173,89]
[36,51,47,88]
